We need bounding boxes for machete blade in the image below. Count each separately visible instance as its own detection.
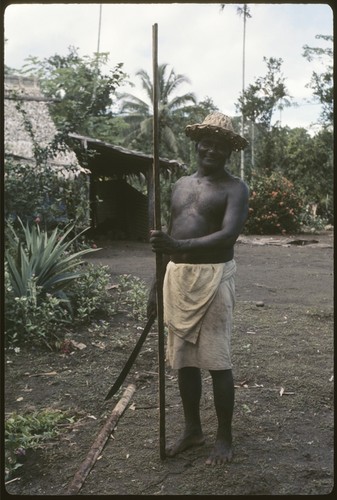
[104,314,156,401]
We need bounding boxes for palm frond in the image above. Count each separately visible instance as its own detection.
[168,93,197,111]
[162,125,179,154]
[135,69,152,100]
[117,63,196,157]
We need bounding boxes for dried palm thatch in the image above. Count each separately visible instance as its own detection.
[4,75,88,179]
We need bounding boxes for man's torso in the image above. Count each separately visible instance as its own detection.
[169,173,239,263]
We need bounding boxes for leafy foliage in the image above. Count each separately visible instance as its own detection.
[6,220,96,301]
[275,127,333,219]
[4,224,149,346]
[5,161,89,237]
[5,91,91,231]
[20,46,128,141]
[5,261,116,348]
[233,123,333,227]
[302,35,333,126]
[117,63,197,158]
[4,221,100,347]
[245,171,303,234]
[113,274,149,322]
[68,263,115,323]
[5,409,74,480]
[5,270,71,348]
[236,57,292,131]
[235,57,293,176]
[234,34,333,214]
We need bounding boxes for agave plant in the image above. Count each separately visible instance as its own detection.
[5,219,98,305]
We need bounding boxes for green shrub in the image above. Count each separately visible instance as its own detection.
[4,220,100,347]
[5,220,149,347]
[114,274,148,322]
[69,263,115,324]
[5,409,74,480]
[299,211,329,233]
[4,158,90,233]
[5,261,116,348]
[245,171,303,235]
[5,270,71,348]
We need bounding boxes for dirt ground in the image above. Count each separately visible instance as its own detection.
[4,231,334,496]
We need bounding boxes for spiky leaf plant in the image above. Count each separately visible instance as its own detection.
[5,219,98,305]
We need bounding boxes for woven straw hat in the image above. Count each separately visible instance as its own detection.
[185,112,248,151]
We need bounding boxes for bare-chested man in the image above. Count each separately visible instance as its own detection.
[148,113,249,465]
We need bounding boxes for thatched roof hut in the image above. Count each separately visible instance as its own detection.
[4,75,87,178]
[4,75,185,240]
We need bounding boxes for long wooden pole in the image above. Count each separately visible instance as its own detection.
[240,3,248,181]
[65,384,136,495]
[152,23,166,460]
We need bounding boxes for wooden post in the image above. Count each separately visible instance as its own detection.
[152,23,166,460]
[65,384,136,495]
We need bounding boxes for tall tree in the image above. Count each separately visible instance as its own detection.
[117,63,197,158]
[276,126,333,221]
[236,57,292,173]
[18,46,128,142]
[302,34,333,126]
[237,4,252,180]
[221,3,252,179]
[237,57,292,130]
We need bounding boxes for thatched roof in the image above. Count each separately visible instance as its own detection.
[5,75,185,180]
[4,75,87,177]
[69,133,185,178]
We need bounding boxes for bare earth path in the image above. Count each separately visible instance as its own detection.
[4,231,334,496]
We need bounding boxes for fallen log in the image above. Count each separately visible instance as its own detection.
[65,383,136,495]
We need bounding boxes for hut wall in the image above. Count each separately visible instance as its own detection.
[94,179,149,241]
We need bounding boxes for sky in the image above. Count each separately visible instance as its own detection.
[4,2,333,131]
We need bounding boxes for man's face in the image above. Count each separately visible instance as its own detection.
[196,136,232,171]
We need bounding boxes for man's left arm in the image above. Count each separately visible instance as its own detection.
[219,179,249,244]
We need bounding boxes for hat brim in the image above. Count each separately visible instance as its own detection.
[185,124,248,151]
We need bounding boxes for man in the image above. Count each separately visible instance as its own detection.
[148,112,249,465]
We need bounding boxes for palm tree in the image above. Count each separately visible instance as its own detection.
[236,4,251,179]
[221,4,251,179]
[117,63,196,157]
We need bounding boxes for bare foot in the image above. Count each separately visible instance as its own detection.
[205,439,233,465]
[166,431,205,457]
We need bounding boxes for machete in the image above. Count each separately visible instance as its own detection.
[104,313,156,401]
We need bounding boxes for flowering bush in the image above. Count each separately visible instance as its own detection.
[245,171,303,235]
